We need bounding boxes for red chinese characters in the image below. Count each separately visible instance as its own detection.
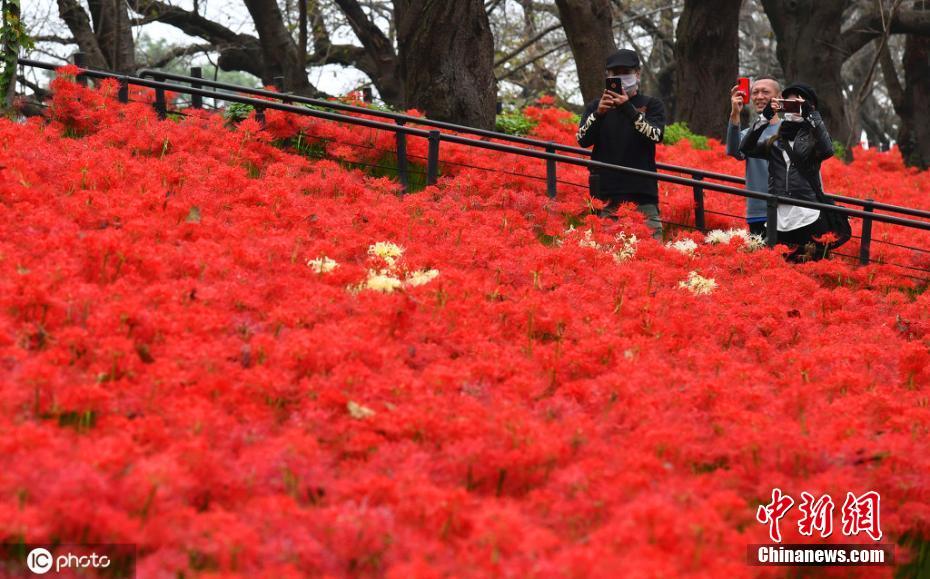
[756,488,796,543]
[842,491,883,541]
[757,490,882,543]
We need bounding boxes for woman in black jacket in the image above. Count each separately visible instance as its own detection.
[739,83,849,262]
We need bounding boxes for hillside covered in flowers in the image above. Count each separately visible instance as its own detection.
[1,72,929,577]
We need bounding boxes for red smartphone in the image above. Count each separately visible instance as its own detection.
[737,77,750,101]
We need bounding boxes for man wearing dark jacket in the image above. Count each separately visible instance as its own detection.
[576,49,666,240]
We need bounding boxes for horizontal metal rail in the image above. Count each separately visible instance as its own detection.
[16,58,930,248]
[136,66,745,184]
[132,66,930,220]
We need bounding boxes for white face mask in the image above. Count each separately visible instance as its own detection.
[620,74,638,92]
[783,113,803,122]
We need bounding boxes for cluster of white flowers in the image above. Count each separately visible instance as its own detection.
[405,268,440,287]
[306,256,339,274]
[347,400,375,419]
[348,241,440,293]
[664,229,764,258]
[359,270,404,293]
[679,271,718,295]
[613,232,638,263]
[704,228,765,251]
[666,238,699,255]
[570,228,638,262]
[367,241,404,266]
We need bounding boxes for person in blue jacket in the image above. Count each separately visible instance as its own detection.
[726,76,781,237]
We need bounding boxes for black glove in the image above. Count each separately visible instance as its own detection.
[762,102,775,120]
[801,100,813,119]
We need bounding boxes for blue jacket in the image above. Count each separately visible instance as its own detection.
[726,120,780,222]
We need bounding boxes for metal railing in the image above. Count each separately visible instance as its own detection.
[16,56,930,276]
[131,63,930,225]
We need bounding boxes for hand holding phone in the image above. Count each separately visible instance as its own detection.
[606,76,624,94]
[730,84,746,120]
[775,98,802,114]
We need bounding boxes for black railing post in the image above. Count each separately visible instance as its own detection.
[190,67,203,109]
[546,143,557,199]
[362,87,373,103]
[766,197,778,247]
[692,173,706,231]
[273,76,289,105]
[153,74,167,120]
[117,78,128,103]
[427,130,440,186]
[73,52,87,86]
[255,106,266,126]
[859,198,875,265]
[395,121,409,194]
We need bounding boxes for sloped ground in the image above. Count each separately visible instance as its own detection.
[0,74,928,577]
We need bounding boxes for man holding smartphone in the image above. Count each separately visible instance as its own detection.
[576,48,666,240]
[726,76,781,236]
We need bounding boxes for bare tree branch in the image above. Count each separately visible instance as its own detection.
[146,43,214,69]
[494,22,562,68]
[841,7,930,57]
[34,35,76,44]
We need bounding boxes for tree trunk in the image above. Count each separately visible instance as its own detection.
[56,0,109,69]
[395,0,497,129]
[332,0,404,108]
[243,0,316,94]
[761,0,849,145]
[673,0,742,140]
[86,0,136,73]
[887,32,930,169]
[553,0,616,106]
[56,0,136,73]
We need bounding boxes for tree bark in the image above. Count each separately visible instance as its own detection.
[56,0,110,69]
[884,32,930,169]
[673,0,742,140]
[761,0,850,146]
[395,0,497,129]
[243,0,316,94]
[553,0,616,105]
[86,0,136,73]
[332,0,404,107]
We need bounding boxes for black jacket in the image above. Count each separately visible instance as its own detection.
[738,111,834,204]
[576,93,665,204]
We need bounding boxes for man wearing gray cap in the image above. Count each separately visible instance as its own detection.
[576,48,666,240]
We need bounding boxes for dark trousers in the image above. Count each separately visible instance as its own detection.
[748,221,767,237]
[778,216,832,263]
[598,199,663,241]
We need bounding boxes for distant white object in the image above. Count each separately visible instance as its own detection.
[860,129,869,150]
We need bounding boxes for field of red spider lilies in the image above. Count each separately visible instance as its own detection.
[1,69,929,577]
